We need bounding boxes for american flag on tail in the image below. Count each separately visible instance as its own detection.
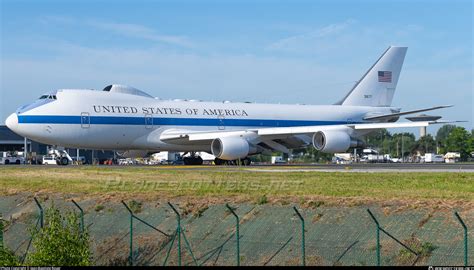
[378,71,392,83]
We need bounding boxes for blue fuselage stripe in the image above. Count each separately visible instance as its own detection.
[17,115,352,127]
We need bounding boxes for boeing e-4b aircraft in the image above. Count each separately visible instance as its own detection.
[5,46,453,165]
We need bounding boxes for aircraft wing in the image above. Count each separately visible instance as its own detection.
[159,120,457,154]
[363,105,452,121]
[160,120,443,142]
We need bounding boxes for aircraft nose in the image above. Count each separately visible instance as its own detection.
[5,113,19,132]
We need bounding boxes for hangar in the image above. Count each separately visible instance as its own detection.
[0,125,40,153]
[0,125,114,164]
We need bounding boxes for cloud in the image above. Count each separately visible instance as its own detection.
[39,16,193,48]
[265,20,431,61]
[86,21,194,48]
[267,19,357,52]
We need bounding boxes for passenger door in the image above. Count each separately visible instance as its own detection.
[145,114,153,129]
[218,115,225,130]
[81,112,90,128]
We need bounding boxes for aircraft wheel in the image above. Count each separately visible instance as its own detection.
[194,156,203,165]
[60,157,69,166]
[184,156,203,165]
[243,158,251,166]
[183,157,191,165]
[214,158,225,165]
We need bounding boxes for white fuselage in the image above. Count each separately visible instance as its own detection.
[6,89,394,152]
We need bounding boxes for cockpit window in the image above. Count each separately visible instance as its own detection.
[103,85,113,91]
[38,95,57,100]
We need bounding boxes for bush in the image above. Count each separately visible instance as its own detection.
[257,195,268,205]
[26,205,92,266]
[0,247,20,266]
[129,200,143,214]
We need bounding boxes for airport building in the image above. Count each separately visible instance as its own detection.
[0,125,114,164]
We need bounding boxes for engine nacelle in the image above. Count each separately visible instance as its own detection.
[211,137,253,160]
[312,131,353,153]
[117,150,150,158]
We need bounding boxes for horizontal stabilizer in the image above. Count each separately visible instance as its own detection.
[352,120,464,130]
[363,105,453,121]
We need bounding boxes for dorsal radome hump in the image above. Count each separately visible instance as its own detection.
[102,84,154,98]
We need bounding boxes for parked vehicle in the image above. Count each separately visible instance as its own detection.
[444,152,460,163]
[423,153,444,163]
[271,156,287,164]
[0,152,24,165]
[42,156,58,165]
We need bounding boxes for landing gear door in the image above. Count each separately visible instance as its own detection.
[145,114,153,129]
[81,112,90,128]
[218,115,225,130]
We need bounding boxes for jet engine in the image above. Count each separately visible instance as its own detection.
[312,131,358,153]
[211,137,256,160]
[117,150,150,158]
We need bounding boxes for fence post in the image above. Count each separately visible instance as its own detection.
[71,200,84,233]
[454,212,468,266]
[167,202,197,266]
[0,214,3,249]
[121,201,134,266]
[168,202,182,266]
[226,204,240,266]
[367,209,381,266]
[293,206,305,266]
[33,197,44,228]
[22,197,45,263]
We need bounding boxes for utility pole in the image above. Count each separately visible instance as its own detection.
[401,134,404,163]
[24,137,28,163]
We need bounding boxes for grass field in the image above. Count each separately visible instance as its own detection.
[1,166,473,207]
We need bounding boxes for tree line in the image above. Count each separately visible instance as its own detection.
[257,124,474,163]
[364,125,474,161]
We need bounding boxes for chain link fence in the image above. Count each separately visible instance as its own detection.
[1,195,471,266]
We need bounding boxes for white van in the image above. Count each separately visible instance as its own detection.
[42,156,58,165]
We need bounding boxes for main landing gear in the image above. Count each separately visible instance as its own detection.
[214,157,251,166]
[182,153,203,165]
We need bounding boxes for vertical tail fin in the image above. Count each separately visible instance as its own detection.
[337,46,407,107]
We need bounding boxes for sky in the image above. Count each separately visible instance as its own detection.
[1,0,472,136]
